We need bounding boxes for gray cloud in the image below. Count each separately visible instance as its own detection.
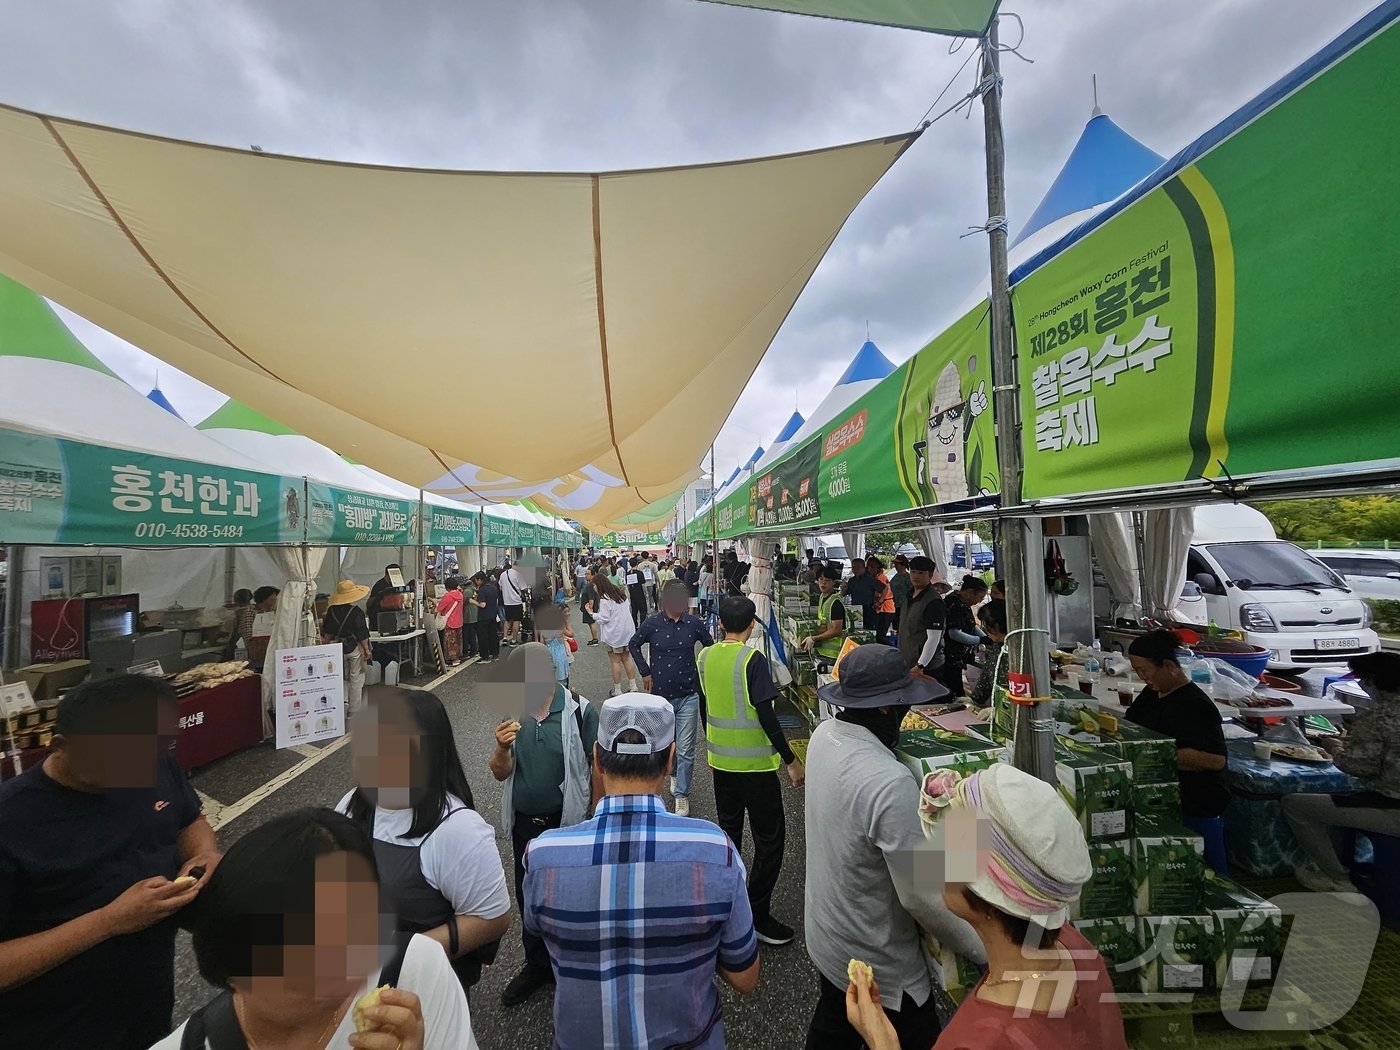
[0,0,1373,489]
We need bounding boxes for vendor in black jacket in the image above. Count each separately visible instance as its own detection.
[1125,629,1229,818]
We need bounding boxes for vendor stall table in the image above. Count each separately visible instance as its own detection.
[371,629,425,678]
[1067,668,1354,722]
[173,674,264,771]
[1223,738,1362,877]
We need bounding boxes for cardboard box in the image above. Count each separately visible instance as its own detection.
[1073,915,1144,994]
[1054,737,1133,841]
[1132,781,1183,826]
[1073,839,1136,920]
[921,930,984,1001]
[1134,817,1206,916]
[1055,703,1178,784]
[1201,872,1284,989]
[895,730,1004,780]
[789,658,817,687]
[16,660,91,702]
[1139,914,1217,994]
[846,629,877,645]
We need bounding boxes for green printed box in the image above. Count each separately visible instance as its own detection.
[1139,914,1217,995]
[1054,738,1133,842]
[789,658,817,687]
[1132,781,1182,826]
[895,730,1003,780]
[1053,702,1177,784]
[785,617,821,643]
[1134,817,1205,916]
[1073,915,1144,995]
[1201,873,1284,989]
[1072,839,1136,920]
[922,932,984,1000]
[847,629,877,645]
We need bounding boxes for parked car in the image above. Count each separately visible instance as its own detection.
[1310,549,1400,602]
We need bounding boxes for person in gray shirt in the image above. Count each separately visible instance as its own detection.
[803,645,984,1050]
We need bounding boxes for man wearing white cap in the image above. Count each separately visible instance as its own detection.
[523,694,760,1050]
[846,763,1128,1049]
[803,644,982,1050]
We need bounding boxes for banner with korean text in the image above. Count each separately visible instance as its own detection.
[305,484,418,546]
[1015,9,1400,499]
[424,505,479,547]
[0,427,300,545]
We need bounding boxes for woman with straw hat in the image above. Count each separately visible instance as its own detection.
[845,763,1128,1050]
[322,580,372,713]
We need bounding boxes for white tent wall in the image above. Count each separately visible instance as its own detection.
[340,546,411,587]
[1089,513,1140,621]
[13,545,223,666]
[259,545,329,736]
[918,526,950,581]
[841,531,865,566]
[233,546,339,604]
[1141,509,1195,623]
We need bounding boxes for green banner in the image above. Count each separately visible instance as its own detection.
[516,520,540,547]
[597,530,669,547]
[1017,14,1400,500]
[0,427,300,545]
[483,514,516,548]
[687,302,998,541]
[306,483,417,545]
[425,505,479,546]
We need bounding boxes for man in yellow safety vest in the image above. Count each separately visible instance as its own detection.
[800,565,847,663]
[699,596,806,947]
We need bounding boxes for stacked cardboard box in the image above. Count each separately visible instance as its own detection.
[895,728,1004,780]
[1072,915,1144,995]
[1139,914,1218,995]
[1054,737,1133,842]
[1072,838,1136,920]
[1201,871,1284,990]
[1134,816,1206,916]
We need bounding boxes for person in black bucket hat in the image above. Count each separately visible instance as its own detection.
[803,646,976,1049]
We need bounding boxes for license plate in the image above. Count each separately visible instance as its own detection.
[1315,637,1359,651]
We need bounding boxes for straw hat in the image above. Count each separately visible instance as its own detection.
[328,579,371,606]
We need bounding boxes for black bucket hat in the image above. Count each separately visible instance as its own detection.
[817,644,949,709]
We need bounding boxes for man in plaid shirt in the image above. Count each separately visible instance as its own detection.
[523,694,761,1048]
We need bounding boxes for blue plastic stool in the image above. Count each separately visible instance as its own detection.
[1183,815,1230,876]
[1366,833,1400,930]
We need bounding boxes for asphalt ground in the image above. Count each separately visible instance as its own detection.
[172,601,823,1049]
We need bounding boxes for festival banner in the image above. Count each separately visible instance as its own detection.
[306,483,418,546]
[690,302,998,541]
[0,427,300,545]
[482,513,517,548]
[1015,10,1400,499]
[424,505,479,547]
[597,530,669,548]
[516,520,541,547]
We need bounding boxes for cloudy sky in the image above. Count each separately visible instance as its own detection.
[0,0,1374,489]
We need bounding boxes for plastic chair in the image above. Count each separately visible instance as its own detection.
[1183,814,1230,876]
[1366,833,1400,929]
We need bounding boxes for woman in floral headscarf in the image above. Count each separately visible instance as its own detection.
[845,764,1128,1050]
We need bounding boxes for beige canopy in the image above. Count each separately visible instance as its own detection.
[0,103,918,523]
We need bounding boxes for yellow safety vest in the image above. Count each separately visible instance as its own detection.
[815,592,846,661]
[700,642,781,773]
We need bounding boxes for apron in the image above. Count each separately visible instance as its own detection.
[898,585,944,671]
[368,809,499,992]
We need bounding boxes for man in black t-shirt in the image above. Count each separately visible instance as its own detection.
[0,675,220,1050]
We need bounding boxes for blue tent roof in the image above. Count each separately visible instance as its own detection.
[836,340,894,385]
[743,446,765,470]
[772,410,805,443]
[145,386,184,420]
[1013,113,1164,246]
[722,466,742,488]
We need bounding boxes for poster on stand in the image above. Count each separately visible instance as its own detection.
[274,643,345,749]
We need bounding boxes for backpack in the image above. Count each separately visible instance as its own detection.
[179,934,414,1049]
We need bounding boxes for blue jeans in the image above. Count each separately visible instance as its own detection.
[671,691,700,798]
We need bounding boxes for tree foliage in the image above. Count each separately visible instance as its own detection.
[1253,496,1400,546]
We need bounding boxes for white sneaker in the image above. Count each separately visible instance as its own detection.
[675,795,690,817]
[608,685,619,698]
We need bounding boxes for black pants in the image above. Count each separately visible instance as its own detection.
[935,660,965,699]
[874,611,894,646]
[630,592,648,628]
[477,620,500,660]
[712,768,785,922]
[805,974,942,1050]
[463,622,479,657]
[511,809,563,976]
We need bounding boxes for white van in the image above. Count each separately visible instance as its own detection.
[1310,549,1400,602]
[1176,505,1379,669]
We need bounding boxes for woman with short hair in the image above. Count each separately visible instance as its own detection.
[592,576,641,696]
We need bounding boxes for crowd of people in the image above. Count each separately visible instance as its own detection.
[3,544,1397,1050]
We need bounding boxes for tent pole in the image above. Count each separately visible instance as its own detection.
[980,20,1055,783]
[709,445,718,563]
[2,545,21,672]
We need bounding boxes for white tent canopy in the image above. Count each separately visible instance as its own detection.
[0,104,919,522]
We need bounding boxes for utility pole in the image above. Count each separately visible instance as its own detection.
[980,20,1056,782]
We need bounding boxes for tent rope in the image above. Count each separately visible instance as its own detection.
[959,215,1009,239]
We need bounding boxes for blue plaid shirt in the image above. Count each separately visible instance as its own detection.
[523,794,758,1049]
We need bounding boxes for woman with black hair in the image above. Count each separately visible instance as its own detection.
[968,600,1008,710]
[937,576,989,698]
[153,807,476,1049]
[338,688,510,1000]
[1283,651,1400,893]
[1125,629,1229,819]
